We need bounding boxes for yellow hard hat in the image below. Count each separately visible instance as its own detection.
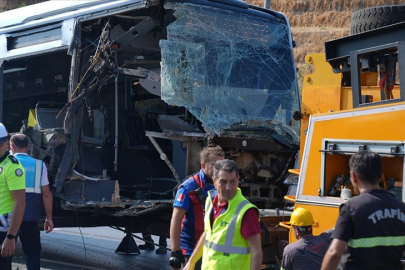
[290,207,315,226]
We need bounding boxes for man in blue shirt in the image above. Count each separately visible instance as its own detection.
[169,145,224,270]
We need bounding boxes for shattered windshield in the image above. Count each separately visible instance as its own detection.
[160,2,300,139]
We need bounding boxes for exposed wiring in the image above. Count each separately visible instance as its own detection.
[69,53,101,101]
[69,18,112,101]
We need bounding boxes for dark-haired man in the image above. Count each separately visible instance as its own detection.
[281,207,332,270]
[322,151,405,270]
[169,145,224,270]
[184,159,262,270]
[10,134,53,270]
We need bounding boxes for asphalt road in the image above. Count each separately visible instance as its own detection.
[12,227,172,270]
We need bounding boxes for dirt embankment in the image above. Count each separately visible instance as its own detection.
[0,0,43,11]
[250,0,404,27]
[247,0,404,64]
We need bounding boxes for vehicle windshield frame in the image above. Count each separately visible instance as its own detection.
[161,1,300,138]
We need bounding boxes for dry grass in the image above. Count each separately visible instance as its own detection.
[1,0,43,11]
[245,0,405,65]
[248,0,405,28]
[249,0,404,12]
[293,30,348,63]
[287,11,352,28]
[244,0,405,86]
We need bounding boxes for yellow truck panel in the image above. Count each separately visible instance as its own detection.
[289,105,405,243]
[288,17,405,242]
[299,54,402,166]
[296,103,405,233]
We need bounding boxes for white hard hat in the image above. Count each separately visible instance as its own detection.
[0,123,8,143]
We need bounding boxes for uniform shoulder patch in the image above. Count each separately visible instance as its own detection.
[15,168,23,177]
[8,155,19,164]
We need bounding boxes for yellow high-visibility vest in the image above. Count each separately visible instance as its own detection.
[203,188,258,269]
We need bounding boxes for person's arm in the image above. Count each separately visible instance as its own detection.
[183,232,205,270]
[41,184,54,233]
[1,189,25,257]
[280,245,291,270]
[321,238,347,270]
[170,206,186,251]
[240,208,262,270]
[169,185,192,270]
[321,202,352,270]
[246,233,262,270]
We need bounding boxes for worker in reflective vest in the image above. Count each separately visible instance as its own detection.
[184,159,262,270]
[10,134,54,270]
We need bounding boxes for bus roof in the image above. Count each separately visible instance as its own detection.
[0,0,143,33]
[0,1,105,29]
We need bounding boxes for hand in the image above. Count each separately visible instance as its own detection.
[44,218,54,233]
[169,250,185,270]
[1,238,15,258]
[340,186,352,201]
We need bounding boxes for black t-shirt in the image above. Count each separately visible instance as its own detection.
[332,189,405,270]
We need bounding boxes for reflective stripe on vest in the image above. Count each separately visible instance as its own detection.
[206,194,212,211]
[204,239,250,255]
[204,200,250,255]
[25,159,41,194]
[348,235,405,248]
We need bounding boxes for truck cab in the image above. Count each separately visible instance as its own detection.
[287,19,405,240]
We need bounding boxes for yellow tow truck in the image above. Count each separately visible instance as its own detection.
[279,6,405,245]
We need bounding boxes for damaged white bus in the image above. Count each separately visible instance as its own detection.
[0,0,299,260]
